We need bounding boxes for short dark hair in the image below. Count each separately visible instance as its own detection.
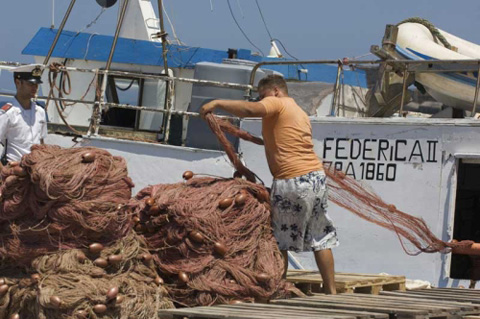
[258,74,288,94]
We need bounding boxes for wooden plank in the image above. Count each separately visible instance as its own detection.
[326,294,466,313]
[271,298,431,317]
[380,291,480,305]
[221,303,388,319]
[158,306,354,319]
[299,295,454,315]
[429,288,480,295]
[342,293,478,312]
[382,290,480,303]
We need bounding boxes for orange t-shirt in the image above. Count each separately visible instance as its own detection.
[259,96,323,179]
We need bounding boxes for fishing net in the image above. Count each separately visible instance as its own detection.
[0,145,173,318]
[131,176,300,307]
[0,144,133,266]
[0,232,173,319]
[203,113,473,256]
[325,169,473,255]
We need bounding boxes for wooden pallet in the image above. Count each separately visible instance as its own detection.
[271,292,480,319]
[158,301,388,319]
[158,289,480,319]
[287,270,406,294]
[380,288,480,305]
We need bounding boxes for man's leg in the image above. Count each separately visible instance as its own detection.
[281,250,288,279]
[314,249,336,294]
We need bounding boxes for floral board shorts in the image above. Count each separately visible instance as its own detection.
[271,170,339,253]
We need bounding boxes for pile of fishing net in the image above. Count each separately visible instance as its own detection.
[0,145,173,318]
[130,174,301,307]
[0,145,133,266]
[0,232,173,319]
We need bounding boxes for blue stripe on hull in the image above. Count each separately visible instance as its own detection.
[395,45,478,87]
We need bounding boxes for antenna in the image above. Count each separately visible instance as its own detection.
[51,0,55,28]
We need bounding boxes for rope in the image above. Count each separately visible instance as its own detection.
[46,63,100,136]
[397,17,452,50]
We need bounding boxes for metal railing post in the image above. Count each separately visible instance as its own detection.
[471,62,480,116]
[42,0,77,68]
[399,68,409,116]
[330,61,343,116]
[105,0,129,71]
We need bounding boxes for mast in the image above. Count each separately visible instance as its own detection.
[156,0,173,143]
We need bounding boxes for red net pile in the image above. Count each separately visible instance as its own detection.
[0,145,173,319]
[0,144,133,266]
[131,176,300,306]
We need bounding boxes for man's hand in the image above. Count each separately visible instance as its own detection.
[200,100,218,119]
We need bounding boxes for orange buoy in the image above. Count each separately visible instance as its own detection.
[49,295,63,308]
[93,304,107,314]
[145,197,155,207]
[213,242,228,257]
[183,170,194,180]
[234,193,247,206]
[88,243,104,254]
[189,231,204,243]
[81,152,95,163]
[106,287,119,300]
[108,254,123,265]
[255,273,269,283]
[218,198,233,209]
[178,271,189,283]
[93,258,108,268]
[154,276,164,286]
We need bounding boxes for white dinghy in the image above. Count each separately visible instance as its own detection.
[395,21,480,111]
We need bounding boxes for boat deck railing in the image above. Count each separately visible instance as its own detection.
[1,58,480,144]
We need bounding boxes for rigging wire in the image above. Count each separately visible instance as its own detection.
[236,0,245,19]
[226,0,264,56]
[255,0,273,40]
[163,1,184,45]
[77,7,106,35]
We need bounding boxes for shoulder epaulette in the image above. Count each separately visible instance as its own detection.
[0,103,12,114]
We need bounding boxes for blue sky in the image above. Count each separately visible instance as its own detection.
[1,0,479,93]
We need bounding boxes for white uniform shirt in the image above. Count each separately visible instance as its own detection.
[0,99,48,162]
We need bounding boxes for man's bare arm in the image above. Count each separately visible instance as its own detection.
[200,100,266,119]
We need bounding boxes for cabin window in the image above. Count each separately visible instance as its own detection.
[101,75,167,132]
[450,158,480,281]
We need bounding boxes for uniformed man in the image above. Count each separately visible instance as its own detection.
[0,64,48,164]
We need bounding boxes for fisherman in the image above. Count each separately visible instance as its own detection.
[0,64,47,165]
[200,74,339,294]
